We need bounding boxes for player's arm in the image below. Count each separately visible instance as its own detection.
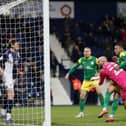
[118,55,126,69]
[0,55,4,78]
[0,56,3,61]
[92,58,100,78]
[8,53,13,63]
[99,70,106,85]
[65,58,81,80]
[0,66,3,76]
[90,58,100,80]
[96,58,101,73]
[0,53,13,63]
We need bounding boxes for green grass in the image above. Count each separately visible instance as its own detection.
[52,105,126,126]
[0,105,126,126]
[0,107,44,126]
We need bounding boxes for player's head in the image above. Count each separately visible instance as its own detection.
[9,39,19,51]
[98,56,107,66]
[83,47,91,58]
[114,43,124,55]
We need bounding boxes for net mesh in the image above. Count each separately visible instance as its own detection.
[0,0,44,125]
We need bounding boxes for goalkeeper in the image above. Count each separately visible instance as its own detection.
[65,47,104,118]
[98,43,126,122]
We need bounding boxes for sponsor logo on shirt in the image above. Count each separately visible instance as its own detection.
[91,61,94,65]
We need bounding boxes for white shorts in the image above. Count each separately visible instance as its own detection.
[2,73,14,89]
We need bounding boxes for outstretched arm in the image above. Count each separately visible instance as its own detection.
[65,58,81,80]
[99,70,106,85]
[65,63,80,80]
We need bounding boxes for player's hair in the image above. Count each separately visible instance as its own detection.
[98,56,108,62]
[8,39,18,48]
[114,43,124,49]
[84,47,91,51]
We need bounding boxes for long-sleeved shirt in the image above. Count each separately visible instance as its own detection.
[68,56,98,80]
[99,62,126,90]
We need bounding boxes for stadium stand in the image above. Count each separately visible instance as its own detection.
[51,15,126,62]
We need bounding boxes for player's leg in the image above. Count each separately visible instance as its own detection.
[110,91,120,116]
[6,89,14,117]
[123,100,126,110]
[6,88,14,123]
[76,90,87,118]
[94,80,104,107]
[105,88,120,122]
[98,81,115,118]
[5,80,15,124]
[121,90,126,110]
[1,97,7,118]
[75,81,88,118]
[0,67,7,118]
[0,86,7,118]
[96,87,104,107]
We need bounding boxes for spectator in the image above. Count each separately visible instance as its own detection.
[71,44,82,62]
[75,36,85,52]
[50,52,58,77]
[85,32,96,47]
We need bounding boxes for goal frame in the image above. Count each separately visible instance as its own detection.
[42,0,51,126]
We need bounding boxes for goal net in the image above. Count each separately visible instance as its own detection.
[0,0,51,126]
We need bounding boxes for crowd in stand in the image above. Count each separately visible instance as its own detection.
[51,14,126,62]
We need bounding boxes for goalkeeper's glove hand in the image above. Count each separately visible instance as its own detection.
[91,76,99,80]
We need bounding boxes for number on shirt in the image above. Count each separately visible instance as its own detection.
[108,65,123,76]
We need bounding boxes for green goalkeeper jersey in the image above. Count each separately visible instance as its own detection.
[68,56,98,80]
[118,50,126,70]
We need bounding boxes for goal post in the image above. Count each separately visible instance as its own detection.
[43,0,51,126]
[0,0,51,126]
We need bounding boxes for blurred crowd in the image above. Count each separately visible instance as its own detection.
[51,14,126,62]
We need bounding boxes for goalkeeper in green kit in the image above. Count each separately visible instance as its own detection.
[65,47,104,118]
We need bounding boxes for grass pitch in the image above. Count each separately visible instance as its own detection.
[52,105,126,126]
[0,105,126,126]
[0,107,44,126]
